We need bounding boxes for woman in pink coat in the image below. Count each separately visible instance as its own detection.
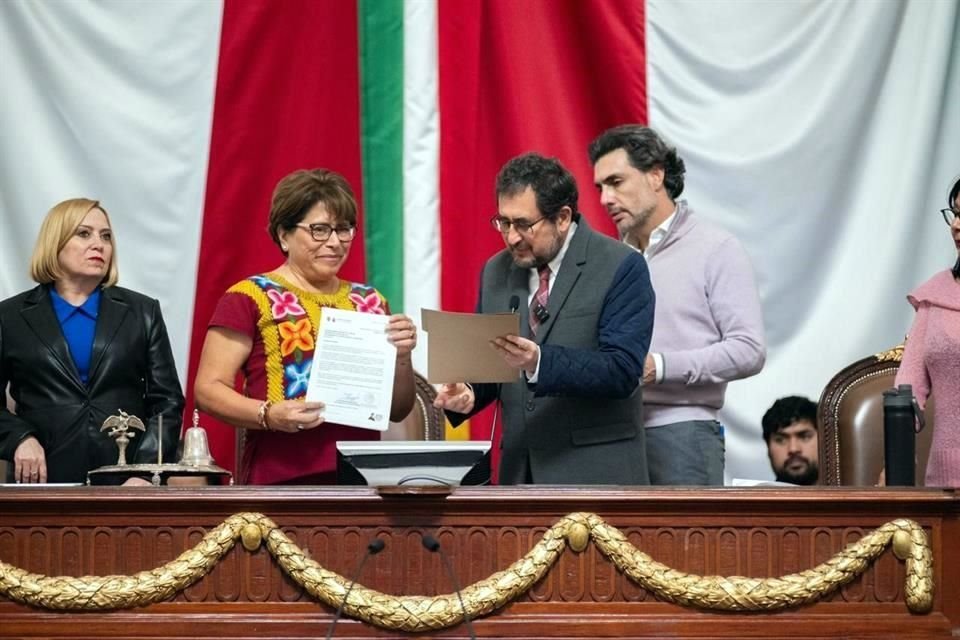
[895,176,960,488]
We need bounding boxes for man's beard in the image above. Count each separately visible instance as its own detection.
[510,232,562,269]
[774,459,819,485]
[616,204,655,242]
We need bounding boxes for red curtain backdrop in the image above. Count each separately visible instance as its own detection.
[186,0,646,474]
[186,0,366,469]
[437,0,647,460]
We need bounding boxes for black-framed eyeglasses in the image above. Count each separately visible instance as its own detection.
[295,223,356,242]
[940,208,960,226]
[490,215,548,235]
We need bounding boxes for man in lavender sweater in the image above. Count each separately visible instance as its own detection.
[589,125,766,485]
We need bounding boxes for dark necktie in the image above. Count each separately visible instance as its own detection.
[530,264,551,336]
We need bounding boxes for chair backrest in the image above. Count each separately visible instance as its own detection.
[818,344,934,486]
[381,371,445,441]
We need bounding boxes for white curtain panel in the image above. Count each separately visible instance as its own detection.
[0,0,222,382]
[403,0,440,375]
[647,0,960,480]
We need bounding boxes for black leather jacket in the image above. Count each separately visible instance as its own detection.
[0,284,184,482]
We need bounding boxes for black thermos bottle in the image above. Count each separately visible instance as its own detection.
[882,384,917,486]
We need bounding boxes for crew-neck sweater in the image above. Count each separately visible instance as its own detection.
[639,200,766,427]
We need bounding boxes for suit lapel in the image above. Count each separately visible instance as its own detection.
[536,220,590,344]
[19,285,85,390]
[505,266,532,339]
[88,288,129,384]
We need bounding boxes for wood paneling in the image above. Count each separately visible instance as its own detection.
[0,486,957,639]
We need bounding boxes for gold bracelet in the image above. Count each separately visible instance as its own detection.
[257,400,273,431]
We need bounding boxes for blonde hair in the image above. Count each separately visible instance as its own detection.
[29,198,119,286]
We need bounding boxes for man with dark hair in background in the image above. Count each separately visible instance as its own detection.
[762,396,819,485]
[589,125,766,486]
[435,152,656,485]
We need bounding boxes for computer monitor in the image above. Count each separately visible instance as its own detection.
[336,440,491,486]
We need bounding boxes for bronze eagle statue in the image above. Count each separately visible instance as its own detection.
[100,410,146,465]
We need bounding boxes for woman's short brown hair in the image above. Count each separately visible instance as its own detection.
[29,198,119,287]
[268,169,358,253]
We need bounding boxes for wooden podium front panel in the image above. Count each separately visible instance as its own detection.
[0,486,957,639]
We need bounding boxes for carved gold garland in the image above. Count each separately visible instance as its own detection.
[875,343,905,362]
[0,512,933,630]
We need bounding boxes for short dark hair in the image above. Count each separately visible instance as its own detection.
[495,152,578,221]
[268,169,358,254]
[948,174,960,211]
[762,396,818,443]
[588,125,686,200]
[948,175,960,279]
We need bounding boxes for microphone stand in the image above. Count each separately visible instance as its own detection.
[422,534,477,640]
[484,295,522,483]
[324,538,385,640]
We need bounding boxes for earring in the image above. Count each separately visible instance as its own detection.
[281,244,288,252]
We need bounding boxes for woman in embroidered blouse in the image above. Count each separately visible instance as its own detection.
[894,175,960,488]
[194,169,417,485]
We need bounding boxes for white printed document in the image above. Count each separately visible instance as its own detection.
[306,307,396,431]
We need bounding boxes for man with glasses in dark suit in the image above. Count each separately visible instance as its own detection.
[435,152,655,485]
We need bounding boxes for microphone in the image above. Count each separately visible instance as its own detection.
[324,538,386,640]
[422,534,477,640]
[483,293,521,485]
[532,302,549,324]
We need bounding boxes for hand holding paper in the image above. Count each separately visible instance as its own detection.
[491,335,540,374]
[267,400,325,433]
[385,313,418,356]
[433,383,475,413]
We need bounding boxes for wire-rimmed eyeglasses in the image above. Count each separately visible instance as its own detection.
[941,208,960,226]
[490,215,548,235]
[295,223,356,242]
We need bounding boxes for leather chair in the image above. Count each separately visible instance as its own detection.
[381,371,445,441]
[818,344,934,486]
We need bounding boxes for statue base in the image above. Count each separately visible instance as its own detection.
[86,463,233,486]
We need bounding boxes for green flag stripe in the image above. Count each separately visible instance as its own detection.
[359,0,404,309]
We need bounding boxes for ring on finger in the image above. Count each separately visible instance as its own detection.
[296,424,305,431]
